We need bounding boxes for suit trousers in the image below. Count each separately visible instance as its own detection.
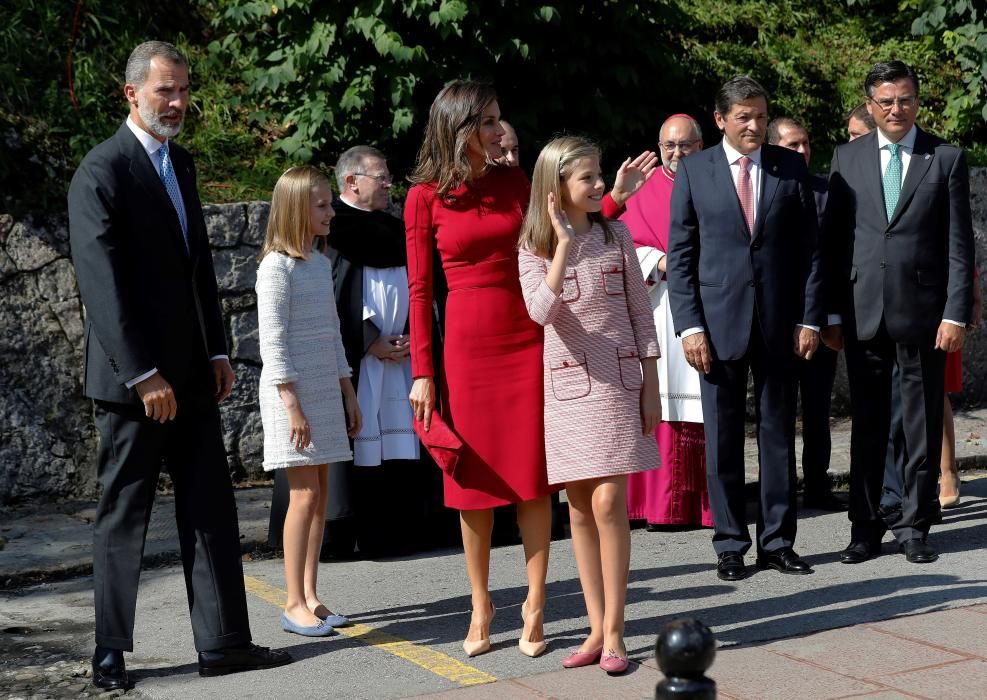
[700,320,798,555]
[844,322,946,544]
[798,345,838,494]
[92,396,251,652]
[880,363,906,513]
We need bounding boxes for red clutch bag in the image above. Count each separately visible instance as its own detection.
[414,411,463,478]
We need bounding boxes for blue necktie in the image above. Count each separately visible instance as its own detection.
[159,143,189,251]
[883,143,902,222]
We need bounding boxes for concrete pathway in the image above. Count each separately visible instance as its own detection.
[2,474,985,699]
[4,408,986,586]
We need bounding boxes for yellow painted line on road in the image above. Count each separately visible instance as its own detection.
[243,575,497,687]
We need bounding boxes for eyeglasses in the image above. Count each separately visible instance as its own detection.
[659,139,700,152]
[868,96,918,112]
[354,172,393,185]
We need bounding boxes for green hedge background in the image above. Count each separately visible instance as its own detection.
[2,0,985,218]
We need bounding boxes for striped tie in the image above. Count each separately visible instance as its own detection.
[883,143,902,222]
[159,143,189,252]
[736,155,755,235]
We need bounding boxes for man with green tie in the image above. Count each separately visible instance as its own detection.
[821,61,975,565]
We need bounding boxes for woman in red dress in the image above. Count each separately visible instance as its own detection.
[405,81,554,658]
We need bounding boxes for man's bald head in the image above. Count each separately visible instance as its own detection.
[497,120,519,167]
[658,114,703,172]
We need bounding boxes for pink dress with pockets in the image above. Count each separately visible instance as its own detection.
[518,220,661,485]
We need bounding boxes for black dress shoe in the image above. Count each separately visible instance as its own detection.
[755,547,813,574]
[198,643,292,677]
[900,539,938,564]
[91,647,129,690]
[839,539,881,564]
[802,490,848,511]
[716,552,747,581]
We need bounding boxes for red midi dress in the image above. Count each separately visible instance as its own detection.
[405,166,554,510]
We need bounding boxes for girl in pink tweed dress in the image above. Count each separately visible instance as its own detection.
[518,136,661,675]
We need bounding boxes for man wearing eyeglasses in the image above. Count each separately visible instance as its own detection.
[822,61,975,565]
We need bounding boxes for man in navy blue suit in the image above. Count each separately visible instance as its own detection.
[667,76,824,581]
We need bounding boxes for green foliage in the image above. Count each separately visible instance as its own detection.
[199,0,683,179]
[0,0,288,218]
[664,0,973,171]
[2,0,986,218]
[907,0,987,131]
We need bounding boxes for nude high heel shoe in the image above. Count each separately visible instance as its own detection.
[519,601,547,658]
[940,485,962,509]
[462,601,495,657]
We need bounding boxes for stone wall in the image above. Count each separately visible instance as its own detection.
[2,169,987,503]
[0,203,271,504]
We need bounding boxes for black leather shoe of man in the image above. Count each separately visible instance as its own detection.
[198,643,292,677]
[755,547,813,574]
[839,539,881,564]
[91,647,129,690]
[716,552,747,581]
[802,489,848,511]
[900,539,938,564]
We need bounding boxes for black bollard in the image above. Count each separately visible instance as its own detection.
[655,618,717,699]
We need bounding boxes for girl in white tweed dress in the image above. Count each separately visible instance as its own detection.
[256,166,362,637]
[519,137,661,675]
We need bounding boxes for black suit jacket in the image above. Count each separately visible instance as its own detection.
[68,122,226,404]
[824,127,974,344]
[667,142,823,360]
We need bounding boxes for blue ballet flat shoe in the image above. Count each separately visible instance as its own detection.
[318,611,350,627]
[281,613,336,637]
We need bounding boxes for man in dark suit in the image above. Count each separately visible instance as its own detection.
[68,41,290,690]
[767,117,846,512]
[822,61,974,564]
[667,76,824,581]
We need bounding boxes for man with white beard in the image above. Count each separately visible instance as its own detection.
[68,41,291,690]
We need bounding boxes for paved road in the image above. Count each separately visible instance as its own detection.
[2,474,985,699]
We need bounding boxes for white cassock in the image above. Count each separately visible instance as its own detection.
[636,247,704,423]
[353,266,420,466]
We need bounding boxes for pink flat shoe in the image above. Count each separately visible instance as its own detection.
[599,648,629,675]
[562,645,603,669]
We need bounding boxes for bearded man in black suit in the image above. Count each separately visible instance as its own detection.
[68,40,291,689]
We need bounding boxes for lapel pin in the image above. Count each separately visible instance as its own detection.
[772,165,778,172]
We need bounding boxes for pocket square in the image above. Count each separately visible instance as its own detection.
[414,411,463,478]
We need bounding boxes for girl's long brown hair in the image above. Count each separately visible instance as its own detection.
[409,80,498,197]
[258,165,329,262]
[519,135,615,258]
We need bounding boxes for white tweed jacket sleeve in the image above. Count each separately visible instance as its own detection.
[519,246,563,326]
[256,253,299,385]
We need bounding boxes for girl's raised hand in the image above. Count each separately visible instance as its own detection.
[611,150,659,207]
[547,191,574,246]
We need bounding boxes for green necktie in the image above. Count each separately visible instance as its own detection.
[883,142,902,222]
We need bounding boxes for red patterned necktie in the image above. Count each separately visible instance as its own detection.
[736,155,754,235]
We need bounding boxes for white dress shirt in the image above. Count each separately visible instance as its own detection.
[123,118,227,389]
[682,141,818,339]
